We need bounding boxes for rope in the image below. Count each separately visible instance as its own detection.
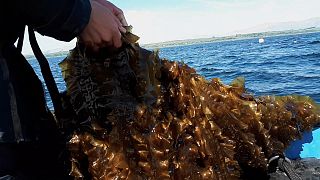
[268,155,302,180]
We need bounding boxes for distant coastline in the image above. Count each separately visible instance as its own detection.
[142,27,320,49]
[26,27,320,59]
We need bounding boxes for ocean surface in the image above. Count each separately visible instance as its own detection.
[28,32,320,159]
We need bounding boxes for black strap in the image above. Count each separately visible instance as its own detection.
[27,27,63,122]
[268,155,302,180]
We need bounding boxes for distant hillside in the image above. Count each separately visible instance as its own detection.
[142,27,320,49]
[26,50,69,60]
[234,17,320,35]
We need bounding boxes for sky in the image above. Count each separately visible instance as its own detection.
[22,0,320,55]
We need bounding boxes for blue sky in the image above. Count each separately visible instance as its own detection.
[23,0,320,54]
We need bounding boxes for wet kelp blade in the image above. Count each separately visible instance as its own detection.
[60,31,320,180]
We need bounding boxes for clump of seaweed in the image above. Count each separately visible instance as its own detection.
[59,30,320,180]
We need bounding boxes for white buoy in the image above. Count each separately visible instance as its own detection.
[259,38,265,44]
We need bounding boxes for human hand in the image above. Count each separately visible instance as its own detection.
[79,0,128,51]
[94,0,128,27]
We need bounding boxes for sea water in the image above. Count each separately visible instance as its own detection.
[28,32,320,159]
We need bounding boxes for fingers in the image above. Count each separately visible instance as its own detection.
[113,16,126,33]
[114,16,122,27]
[112,30,122,48]
[112,7,128,26]
[92,44,100,52]
[94,0,128,26]
[116,13,128,26]
[113,8,128,26]
[85,29,122,50]
[102,13,123,47]
[86,30,122,50]
[119,26,126,34]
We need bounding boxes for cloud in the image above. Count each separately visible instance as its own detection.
[126,0,320,44]
[126,10,227,44]
[22,0,320,54]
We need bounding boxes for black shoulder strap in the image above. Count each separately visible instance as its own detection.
[26,27,63,122]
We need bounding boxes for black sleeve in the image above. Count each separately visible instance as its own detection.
[20,0,91,42]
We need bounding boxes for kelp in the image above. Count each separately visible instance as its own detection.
[59,29,320,180]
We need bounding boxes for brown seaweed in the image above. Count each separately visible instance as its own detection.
[59,30,320,180]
